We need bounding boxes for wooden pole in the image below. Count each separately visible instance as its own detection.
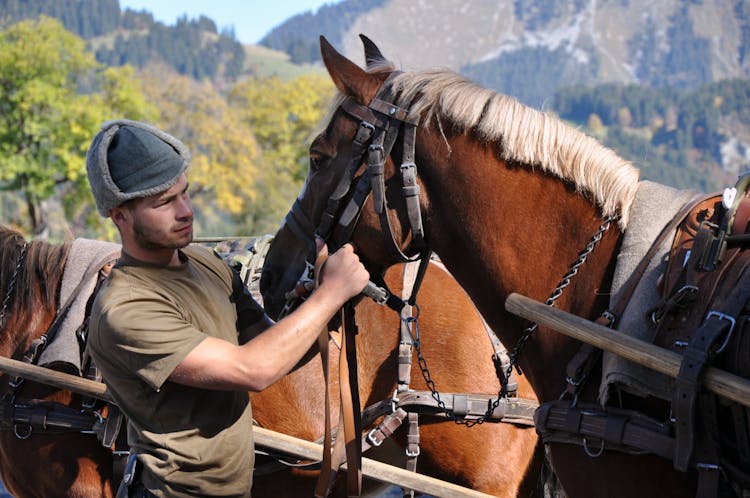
[505,292,750,408]
[253,426,496,498]
[0,355,113,402]
[0,356,494,496]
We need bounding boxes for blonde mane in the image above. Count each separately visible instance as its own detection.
[389,69,640,228]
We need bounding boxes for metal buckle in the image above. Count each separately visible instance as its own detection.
[601,310,616,328]
[405,446,420,458]
[79,410,104,435]
[367,429,384,447]
[354,121,375,144]
[705,311,736,353]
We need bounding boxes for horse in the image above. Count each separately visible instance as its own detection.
[251,260,542,498]
[0,227,116,497]
[0,225,541,497]
[259,35,747,497]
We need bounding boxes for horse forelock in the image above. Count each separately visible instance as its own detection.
[388,69,639,228]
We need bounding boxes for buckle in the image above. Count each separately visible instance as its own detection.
[405,446,420,458]
[705,311,736,353]
[367,428,384,447]
[354,121,375,144]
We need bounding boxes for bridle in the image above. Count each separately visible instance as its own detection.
[281,72,431,314]
[278,74,438,497]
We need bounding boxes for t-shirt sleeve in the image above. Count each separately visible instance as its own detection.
[95,294,207,391]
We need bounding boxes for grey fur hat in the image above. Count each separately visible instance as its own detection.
[86,119,191,216]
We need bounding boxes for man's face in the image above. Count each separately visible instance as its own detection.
[125,174,194,251]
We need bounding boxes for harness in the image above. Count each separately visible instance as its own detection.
[535,173,750,498]
[0,244,128,484]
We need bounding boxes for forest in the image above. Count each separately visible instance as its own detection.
[1,0,749,242]
[0,16,334,241]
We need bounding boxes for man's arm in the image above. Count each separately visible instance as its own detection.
[169,242,368,392]
[237,315,273,344]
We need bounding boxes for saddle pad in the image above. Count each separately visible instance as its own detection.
[37,238,121,373]
[599,181,700,404]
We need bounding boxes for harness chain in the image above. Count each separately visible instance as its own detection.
[0,242,28,327]
[507,216,617,383]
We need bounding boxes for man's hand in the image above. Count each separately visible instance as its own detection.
[315,237,369,302]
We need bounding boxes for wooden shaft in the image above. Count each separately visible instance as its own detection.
[254,426,496,498]
[505,293,750,408]
[0,355,495,495]
[0,355,113,402]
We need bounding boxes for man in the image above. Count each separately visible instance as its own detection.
[85,119,369,498]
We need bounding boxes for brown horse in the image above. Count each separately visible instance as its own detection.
[0,226,540,497]
[0,227,115,497]
[252,260,541,498]
[258,36,732,497]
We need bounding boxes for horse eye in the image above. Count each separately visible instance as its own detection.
[309,154,326,171]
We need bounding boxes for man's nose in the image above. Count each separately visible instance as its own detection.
[177,195,193,218]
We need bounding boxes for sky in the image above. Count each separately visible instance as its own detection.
[118,1,335,45]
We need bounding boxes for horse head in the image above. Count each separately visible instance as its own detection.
[261,36,427,318]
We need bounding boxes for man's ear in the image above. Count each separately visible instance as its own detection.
[109,206,128,227]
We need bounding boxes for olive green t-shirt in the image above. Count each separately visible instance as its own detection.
[88,245,265,498]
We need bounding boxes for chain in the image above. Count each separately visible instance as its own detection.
[405,215,617,425]
[505,216,617,377]
[404,315,490,427]
[0,242,29,328]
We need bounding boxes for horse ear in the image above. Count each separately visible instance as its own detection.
[320,35,371,101]
[359,34,386,69]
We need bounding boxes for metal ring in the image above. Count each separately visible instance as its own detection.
[14,424,32,440]
[582,437,605,458]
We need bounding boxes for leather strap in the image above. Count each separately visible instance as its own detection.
[340,304,362,497]
[535,399,675,459]
[674,251,750,471]
[562,195,707,398]
[314,328,337,497]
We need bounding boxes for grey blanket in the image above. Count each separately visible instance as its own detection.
[599,181,700,404]
[38,238,120,373]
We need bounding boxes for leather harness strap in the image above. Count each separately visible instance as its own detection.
[540,176,750,497]
[536,399,676,459]
[563,194,708,399]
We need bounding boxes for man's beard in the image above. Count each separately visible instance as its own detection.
[132,217,192,251]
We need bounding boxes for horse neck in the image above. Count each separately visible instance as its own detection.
[416,131,623,399]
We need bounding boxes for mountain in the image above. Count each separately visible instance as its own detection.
[260,0,750,191]
[262,0,750,107]
[3,0,749,191]
[0,0,247,82]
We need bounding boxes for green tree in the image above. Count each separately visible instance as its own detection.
[0,16,155,238]
[139,65,263,236]
[228,74,335,233]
